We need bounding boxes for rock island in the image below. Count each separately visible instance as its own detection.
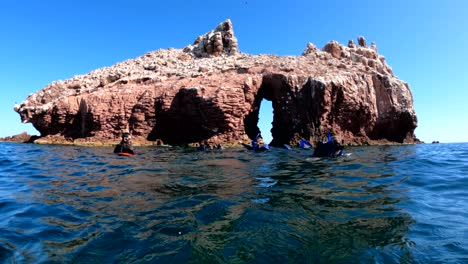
[14,19,418,146]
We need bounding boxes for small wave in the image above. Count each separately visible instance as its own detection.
[0,143,467,263]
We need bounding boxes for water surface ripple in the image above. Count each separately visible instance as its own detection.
[0,142,467,263]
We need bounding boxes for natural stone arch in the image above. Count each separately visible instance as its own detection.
[244,74,314,147]
[13,19,418,146]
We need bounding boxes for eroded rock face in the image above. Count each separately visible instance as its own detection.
[15,19,418,146]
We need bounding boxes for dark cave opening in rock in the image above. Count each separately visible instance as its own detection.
[243,94,263,142]
[148,88,228,145]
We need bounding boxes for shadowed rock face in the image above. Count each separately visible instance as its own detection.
[14,19,418,146]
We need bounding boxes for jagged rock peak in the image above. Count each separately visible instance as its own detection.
[358,36,367,47]
[184,19,239,58]
[319,37,393,75]
[322,40,341,59]
[301,42,318,56]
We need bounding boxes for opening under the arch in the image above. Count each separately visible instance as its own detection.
[258,99,273,144]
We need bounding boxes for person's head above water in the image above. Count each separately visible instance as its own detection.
[122,132,131,142]
[256,135,264,145]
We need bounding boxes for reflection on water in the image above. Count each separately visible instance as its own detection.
[0,143,467,263]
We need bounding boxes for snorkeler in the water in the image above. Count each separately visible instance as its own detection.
[313,133,344,157]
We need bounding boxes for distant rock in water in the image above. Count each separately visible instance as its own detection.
[0,132,38,143]
[14,19,418,146]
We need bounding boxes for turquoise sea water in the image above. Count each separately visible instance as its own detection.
[0,142,467,263]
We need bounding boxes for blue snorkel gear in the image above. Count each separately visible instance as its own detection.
[299,140,312,149]
[252,133,261,151]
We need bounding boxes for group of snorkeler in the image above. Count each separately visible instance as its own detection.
[114,130,344,158]
[245,132,344,157]
[197,140,224,151]
[311,133,344,157]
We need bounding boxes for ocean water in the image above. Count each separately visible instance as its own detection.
[0,142,467,263]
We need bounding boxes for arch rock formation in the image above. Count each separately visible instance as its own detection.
[15,19,418,146]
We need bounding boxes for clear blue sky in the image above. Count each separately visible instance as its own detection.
[1,0,467,143]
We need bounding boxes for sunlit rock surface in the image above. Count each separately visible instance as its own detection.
[15,19,418,146]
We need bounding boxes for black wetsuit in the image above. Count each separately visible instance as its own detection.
[113,141,135,154]
[313,140,344,157]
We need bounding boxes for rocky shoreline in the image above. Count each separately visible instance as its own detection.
[1,132,422,148]
[13,19,418,147]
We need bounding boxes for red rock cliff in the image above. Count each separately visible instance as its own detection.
[15,19,417,146]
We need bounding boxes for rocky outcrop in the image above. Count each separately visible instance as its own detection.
[184,19,239,57]
[14,19,418,146]
[0,132,38,143]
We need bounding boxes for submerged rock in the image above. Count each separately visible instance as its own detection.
[15,19,418,146]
